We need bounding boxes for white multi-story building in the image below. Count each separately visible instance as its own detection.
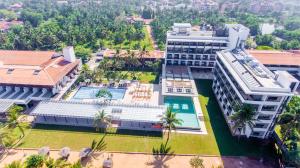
[165,23,249,72]
[162,23,249,96]
[213,49,299,139]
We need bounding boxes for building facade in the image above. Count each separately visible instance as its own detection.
[164,23,249,72]
[213,49,299,139]
[0,47,81,105]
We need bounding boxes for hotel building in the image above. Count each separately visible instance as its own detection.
[249,50,300,93]
[162,23,249,96]
[165,23,249,71]
[213,49,299,139]
[0,47,81,107]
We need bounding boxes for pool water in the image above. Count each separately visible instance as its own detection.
[72,87,126,100]
[164,96,199,128]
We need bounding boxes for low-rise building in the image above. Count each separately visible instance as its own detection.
[249,50,300,93]
[213,49,299,139]
[31,100,166,131]
[0,47,81,106]
[0,20,23,32]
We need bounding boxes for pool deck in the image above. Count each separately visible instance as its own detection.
[64,84,207,135]
[192,96,207,134]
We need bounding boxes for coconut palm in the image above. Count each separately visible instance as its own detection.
[79,136,107,160]
[278,96,300,143]
[96,89,113,101]
[6,105,26,137]
[69,160,82,168]
[4,160,24,168]
[230,104,256,139]
[161,107,183,143]
[44,158,70,168]
[93,110,111,132]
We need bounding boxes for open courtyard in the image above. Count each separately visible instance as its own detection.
[16,80,274,157]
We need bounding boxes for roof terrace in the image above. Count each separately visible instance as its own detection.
[218,49,295,94]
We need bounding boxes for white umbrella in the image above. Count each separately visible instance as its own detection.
[79,148,92,158]
[103,158,113,168]
[38,146,50,156]
[59,147,70,158]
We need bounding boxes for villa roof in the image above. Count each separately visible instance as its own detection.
[0,50,80,87]
[0,20,23,31]
[102,49,164,59]
[248,50,300,66]
[31,100,166,123]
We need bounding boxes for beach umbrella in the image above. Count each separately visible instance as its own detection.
[59,147,70,158]
[103,158,113,168]
[79,148,92,159]
[38,146,50,156]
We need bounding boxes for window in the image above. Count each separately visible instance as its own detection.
[254,123,268,128]
[167,88,173,93]
[7,68,14,74]
[186,89,191,93]
[112,108,122,113]
[33,70,41,75]
[266,96,281,102]
[258,114,272,120]
[177,88,182,93]
[181,55,187,59]
[262,105,277,111]
[167,54,172,59]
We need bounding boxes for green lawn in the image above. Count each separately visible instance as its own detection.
[102,71,159,84]
[19,80,272,156]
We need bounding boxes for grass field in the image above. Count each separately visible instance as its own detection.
[101,71,159,84]
[19,80,273,156]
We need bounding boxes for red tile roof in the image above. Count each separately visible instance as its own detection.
[248,50,300,66]
[0,21,23,31]
[0,50,80,87]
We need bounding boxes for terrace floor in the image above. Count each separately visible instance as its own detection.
[16,80,275,158]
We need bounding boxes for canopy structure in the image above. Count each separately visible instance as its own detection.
[59,147,71,158]
[38,146,50,156]
[0,100,14,113]
[31,100,166,123]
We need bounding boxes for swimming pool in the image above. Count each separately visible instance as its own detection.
[72,87,126,100]
[164,96,199,128]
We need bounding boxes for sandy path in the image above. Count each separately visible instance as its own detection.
[1,149,273,168]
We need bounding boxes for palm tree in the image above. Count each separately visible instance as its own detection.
[45,158,70,168]
[93,110,111,132]
[69,160,82,168]
[4,160,24,168]
[161,107,183,143]
[6,105,26,137]
[96,89,113,100]
[230,104,256,139]
[80,136,107,160]
[278,96,300,143]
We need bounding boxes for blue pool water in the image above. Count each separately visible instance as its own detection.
[164,96,199,128]
[72,87,126,100]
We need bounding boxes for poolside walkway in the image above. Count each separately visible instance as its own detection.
[1,149,273,168]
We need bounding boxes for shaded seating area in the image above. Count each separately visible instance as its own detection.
[38,146,50,156]
[59,147,71,160]
[30,100,166,131]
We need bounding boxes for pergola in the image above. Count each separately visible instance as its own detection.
[30,100,166,129]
